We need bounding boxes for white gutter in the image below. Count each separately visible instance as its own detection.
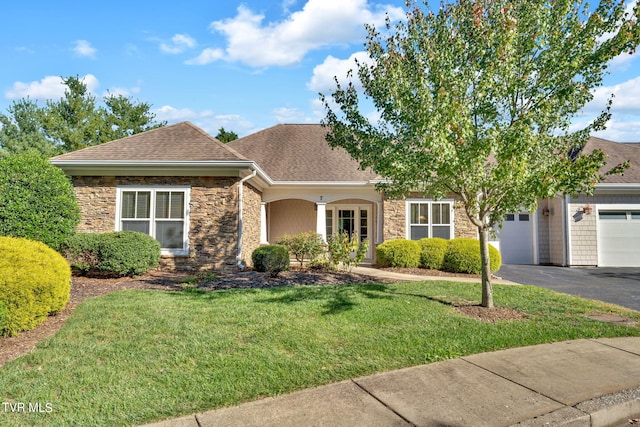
[237,169,258,269]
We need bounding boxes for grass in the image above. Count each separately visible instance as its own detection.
[1,280,639,426]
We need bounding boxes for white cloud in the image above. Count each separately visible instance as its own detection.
[588,75,640,116]
[72,40,96,58]
[185,48,225,65]
[5,74,99,100]
[103,83,141,98]
[153,106,255,136]
[592,118,640,142]
[196,0,404,67]
[160,34,197,54]
[154,105,213,122]
[307,51,373,93]
[272,107,306,123]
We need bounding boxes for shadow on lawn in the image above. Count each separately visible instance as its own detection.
[259,283,394,315]
[170,283,398,315]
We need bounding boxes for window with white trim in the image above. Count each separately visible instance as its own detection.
[117,187,190,255]
[407,200,453,240]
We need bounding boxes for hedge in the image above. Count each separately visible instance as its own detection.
[62,231,161,277]
[376,239,421,268]
[252,245,290,277]
[418,238,449,270]
[0,152,80,250]
[442,238,502,274]
[0,236,71,336]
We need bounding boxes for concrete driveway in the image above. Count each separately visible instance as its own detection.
[497,264,640,311]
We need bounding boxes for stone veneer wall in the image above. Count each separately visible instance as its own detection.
[72,176,240,272]
[241,183,263,267]
[452,201,477,239]
[382,198,406,240]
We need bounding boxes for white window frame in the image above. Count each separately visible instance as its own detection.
[115,186,190,256]
[405,199,455,240]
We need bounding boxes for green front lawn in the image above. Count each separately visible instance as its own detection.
[1,280,639,426]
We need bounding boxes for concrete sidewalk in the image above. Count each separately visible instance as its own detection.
[351,266,518,284]
[142,337,640,427]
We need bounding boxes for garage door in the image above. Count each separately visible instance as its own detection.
[496,212,534,264]
[598,210,640,267]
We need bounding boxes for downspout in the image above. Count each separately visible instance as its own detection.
[237,169,257,269]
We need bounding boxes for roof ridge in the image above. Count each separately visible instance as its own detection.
[50,121,193,160]
[183,121,248,160]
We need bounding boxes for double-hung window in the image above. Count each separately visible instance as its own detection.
[407,200,453,240]
[117,186,190,255]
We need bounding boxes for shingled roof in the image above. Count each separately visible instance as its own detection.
[582,137,640,184]
[50,121,247,162]
[227,124,379,182]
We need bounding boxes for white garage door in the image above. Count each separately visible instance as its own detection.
[598,210,640,267]
[496,212,534,264]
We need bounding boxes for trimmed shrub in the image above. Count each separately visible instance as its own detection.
[376,239,420,268]
[278,231,325,268]
[418,238,449,270]
[327,231,369,271]
[0,152,80,250]
[442,238,502,275]
[0,236,71,336]
[0,300,6,334]
[252,245,290,277]
[62,231,160,277]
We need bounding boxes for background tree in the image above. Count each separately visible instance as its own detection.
[98,93,166,142]
[1,76,166,155]
[215,126,238,143]
[41,75,102,152]
[322,0,640,308]
[0,99,58,158]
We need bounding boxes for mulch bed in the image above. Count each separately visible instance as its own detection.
[0,267,520,368]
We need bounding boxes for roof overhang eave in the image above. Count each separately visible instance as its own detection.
[50,159,273,184]
[270,180,378,188]
[594,183,640,194]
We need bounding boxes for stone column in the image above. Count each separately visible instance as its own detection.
[316,202,327,242]
[376,201,383,243]
[260,202,268,244]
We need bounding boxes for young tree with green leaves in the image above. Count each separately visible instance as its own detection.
[322,0,639,308]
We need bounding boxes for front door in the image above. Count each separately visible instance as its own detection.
[329,206,372,260]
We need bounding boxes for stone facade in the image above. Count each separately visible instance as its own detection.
[382,198,406,240]
[72,175,240,272]
[452,201,477,239]
[241,183,263,267]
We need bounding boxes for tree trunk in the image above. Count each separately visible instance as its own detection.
[478,226,494,308]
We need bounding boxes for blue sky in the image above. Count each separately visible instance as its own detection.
[1,0,639,140]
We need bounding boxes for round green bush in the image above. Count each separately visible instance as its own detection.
[442,238,502,274]
[252,245,290,277]
[418,238,449,270]
[0,152,80,250]
[0,236,71,336]
[376,239,421,268]
[62,231,161,277]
